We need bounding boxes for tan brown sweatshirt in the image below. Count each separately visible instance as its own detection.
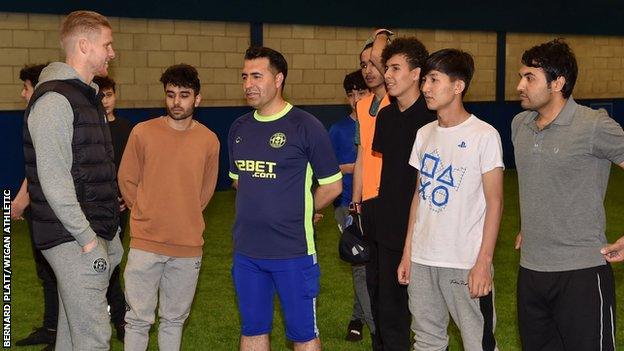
[119,117,220,257]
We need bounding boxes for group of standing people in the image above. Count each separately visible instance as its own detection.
[328,28,624,351]
[324,29,502,351]
[9,8,624,351]
[13,10,220,351]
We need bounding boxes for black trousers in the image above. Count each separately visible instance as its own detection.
[107,209,128,326]
[362,199,411,351]
[371,242,411,351]
[518,264,616,351]
[26,209,58,330]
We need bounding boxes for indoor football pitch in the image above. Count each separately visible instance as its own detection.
[10,168,624,350]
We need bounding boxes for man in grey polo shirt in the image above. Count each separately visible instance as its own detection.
[512,39,624,351]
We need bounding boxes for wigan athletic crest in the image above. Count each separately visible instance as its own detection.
[93,258,108,273]
[269,132,286,148]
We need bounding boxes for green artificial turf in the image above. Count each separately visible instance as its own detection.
[9,168,624,350]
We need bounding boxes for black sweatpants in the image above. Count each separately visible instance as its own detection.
[25,209,58,330]
[363,202,410,351]
[107,208,129,326]
[517,264,616,351]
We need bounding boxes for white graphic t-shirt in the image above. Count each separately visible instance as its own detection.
[409,115,504,269]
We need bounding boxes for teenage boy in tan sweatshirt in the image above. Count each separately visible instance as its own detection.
[118,64,220,351]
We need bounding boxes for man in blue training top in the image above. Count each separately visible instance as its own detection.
[329,71,375,342]
[229,46,342,351]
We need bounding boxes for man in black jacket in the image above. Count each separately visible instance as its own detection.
[24,11,123,350]
[13,64,58,350]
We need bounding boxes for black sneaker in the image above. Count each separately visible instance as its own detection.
[115,323,126,342]
[15,327,56,346]
[345,319,363,342]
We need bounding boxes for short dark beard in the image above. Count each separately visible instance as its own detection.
[166,106,194,121]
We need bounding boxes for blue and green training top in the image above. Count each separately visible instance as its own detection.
[228,102,342,259]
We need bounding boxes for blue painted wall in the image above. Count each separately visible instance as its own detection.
[2,99,623,194]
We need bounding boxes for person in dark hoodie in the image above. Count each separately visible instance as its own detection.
[13,64,58,350]
[23,10,122,350]
[93,75,131,342]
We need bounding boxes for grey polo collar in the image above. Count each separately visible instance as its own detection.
[552,97,578,126]
[524,97,578,130]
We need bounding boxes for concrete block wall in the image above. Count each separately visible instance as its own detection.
[0,12,250,110]
[1,11,623,111]
[263,24,497,104]
[506,33,624,100]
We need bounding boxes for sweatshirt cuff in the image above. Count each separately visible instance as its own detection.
[74,227,97,247]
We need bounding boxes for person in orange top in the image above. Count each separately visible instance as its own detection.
[118,64,219,351]
[351,28,392,351]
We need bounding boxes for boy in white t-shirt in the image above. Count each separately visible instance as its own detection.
[397,49,504,351]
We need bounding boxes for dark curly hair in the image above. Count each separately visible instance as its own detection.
[381,37,429,70]
[160,64,200,94]
[521,39,577,99]
[19,64,46,86]
[93,75,116,92]
[424,49,475,97]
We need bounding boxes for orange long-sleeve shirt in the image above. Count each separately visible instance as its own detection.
[118,117,220,257]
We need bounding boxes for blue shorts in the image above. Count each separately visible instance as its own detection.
[232,252,320,342]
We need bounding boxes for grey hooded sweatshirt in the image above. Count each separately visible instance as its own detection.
[28,62,102,247]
